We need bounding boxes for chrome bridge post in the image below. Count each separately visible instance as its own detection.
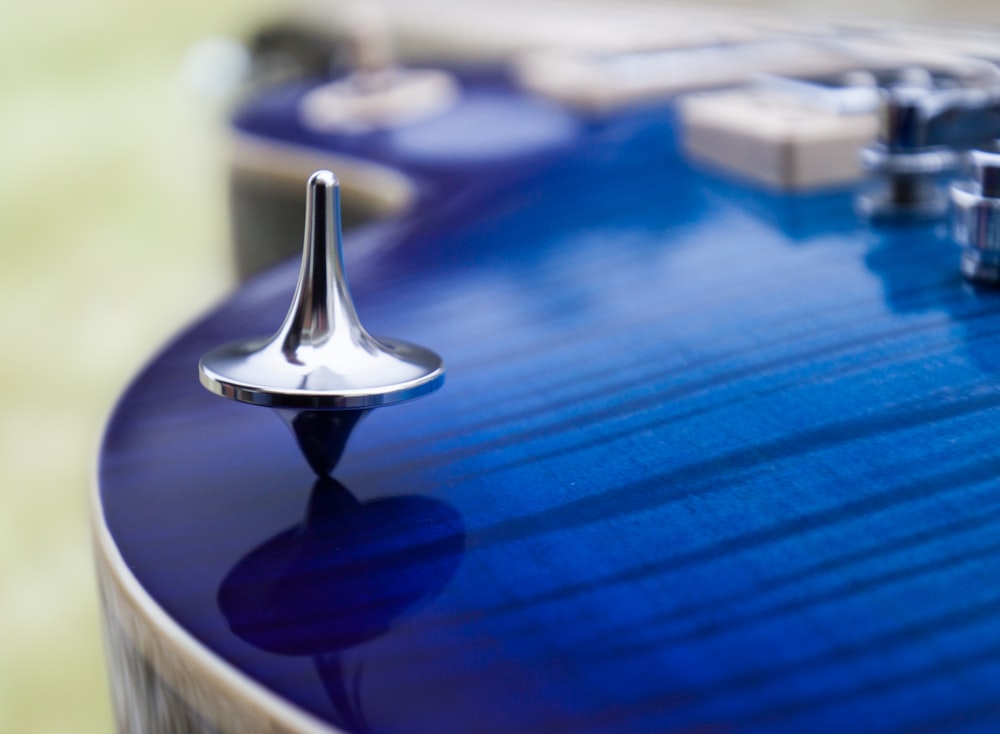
[952,147,1000,284]
[858,71,1000,222]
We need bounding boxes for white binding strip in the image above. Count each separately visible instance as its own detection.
[229,129,417,216]
[91,453,344,733]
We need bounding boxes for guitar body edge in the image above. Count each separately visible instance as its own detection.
[91,486,338,734]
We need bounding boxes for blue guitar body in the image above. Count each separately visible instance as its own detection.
[97,66,1000,734]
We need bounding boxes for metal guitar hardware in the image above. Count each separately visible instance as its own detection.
[952,147,1000,284]
[294,1,459,134]
[199,170,445,476]
[858,69,1000,221]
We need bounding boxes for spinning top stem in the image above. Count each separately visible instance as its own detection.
[199,170,444,475]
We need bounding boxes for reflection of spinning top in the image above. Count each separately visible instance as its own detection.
[199,171,444,476]
[218,478,465,656]
[218,478,464,732]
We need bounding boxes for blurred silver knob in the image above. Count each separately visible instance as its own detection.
[953,148,1000,284]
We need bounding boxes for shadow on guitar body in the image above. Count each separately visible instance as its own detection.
[218,478,465,732]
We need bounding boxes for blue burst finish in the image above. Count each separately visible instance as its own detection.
[100,76,1000,733]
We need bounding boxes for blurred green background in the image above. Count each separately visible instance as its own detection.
[0,1,991,733]
[0,1,271,731]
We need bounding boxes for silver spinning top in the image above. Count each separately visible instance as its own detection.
[199,170,444,475]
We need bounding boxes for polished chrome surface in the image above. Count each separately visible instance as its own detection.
[953,148,1000,284]
[200,170,444,473]
[974,147,1000,199]
[859,72,1000,222]
[858,84,958,221]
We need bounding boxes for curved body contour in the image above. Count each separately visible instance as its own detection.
[97,69,1000,733]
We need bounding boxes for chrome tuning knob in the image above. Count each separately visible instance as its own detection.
[199,170,445,476]
[857,82,959,221]
[952,147,1000,284]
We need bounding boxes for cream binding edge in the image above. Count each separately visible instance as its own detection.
[92,438,343,733]
[92,133,417,734]
[230,130,416,215]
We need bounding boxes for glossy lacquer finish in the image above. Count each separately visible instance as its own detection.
[100,77,1000,733]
